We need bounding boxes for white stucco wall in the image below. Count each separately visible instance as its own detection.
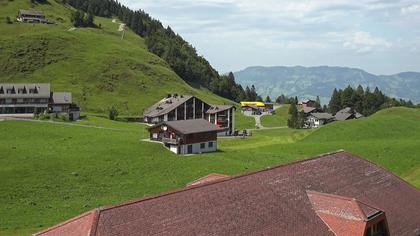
[180,141,217,155]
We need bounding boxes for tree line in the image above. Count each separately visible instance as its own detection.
[328,85,415,116]
[66,0,257,102]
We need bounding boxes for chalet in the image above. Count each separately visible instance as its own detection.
[240,101,273,115]
[0,84,80,120]
[306,112,334,128]
[335,107,363,121]
[148,119,224,155]
[33,150,420,236]
[17,9,48,23]
[143,94,235,135]
[241,104,262,115]
[302,106,318,115]
[299,99,316,108]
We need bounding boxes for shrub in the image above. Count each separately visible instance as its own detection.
[6,17,12,24]
[36,114,51,120]
[109,106,119,120]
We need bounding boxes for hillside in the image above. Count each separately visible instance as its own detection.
[1,107,419,235]
[234,66,420,104]
[0,0,241,116]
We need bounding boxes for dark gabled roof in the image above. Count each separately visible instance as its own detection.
[150,119,224,135]
[34,150,420,236]
[143,95,195,118]
[0,84,50,98]
[311,112,334,120]
[206,105,235,114]
[335,107,363,121]
[51,92,72,104]
[303,106,317,114]
[19,9,45,17]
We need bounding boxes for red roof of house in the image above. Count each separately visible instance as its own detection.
[34,150,420,236]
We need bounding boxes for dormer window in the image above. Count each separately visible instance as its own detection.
[7,87,16,94]
[0,86,4,94]
[18,87,27,94]
[366,220,388,236]
[307,191,390,236]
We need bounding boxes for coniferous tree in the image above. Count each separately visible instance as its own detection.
[341,86,354,108]
[288,101,298,128]
[265,96,272,103]
[315,96,321,109]
[297,111,306,129]
[328,89,341,114]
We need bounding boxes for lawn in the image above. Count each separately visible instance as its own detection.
[0,107,419,235]
[260,105,290,127]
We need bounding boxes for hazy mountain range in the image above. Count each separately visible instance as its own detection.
[234,66,420,104]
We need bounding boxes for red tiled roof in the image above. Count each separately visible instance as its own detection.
[187,173,230,187]
[34,150,420,236]
[307,191,386,236]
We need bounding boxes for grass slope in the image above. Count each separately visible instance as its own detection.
[0,107,419,235]
[260,105,289,127]
[0,0,253,127]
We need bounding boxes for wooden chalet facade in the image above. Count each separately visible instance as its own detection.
[148,119,223,155]
[143,95,235,136]
[299,99,316,108]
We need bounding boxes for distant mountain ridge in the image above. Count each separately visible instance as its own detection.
[234,66,420,103]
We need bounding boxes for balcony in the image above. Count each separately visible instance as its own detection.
[162,138,180,145]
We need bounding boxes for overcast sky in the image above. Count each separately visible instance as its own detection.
[120,0,420,75]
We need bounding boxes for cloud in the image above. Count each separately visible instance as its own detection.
[342,31,393,54]
[119,0,420,74]
[401,4,420,15]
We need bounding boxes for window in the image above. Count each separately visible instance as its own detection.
[200,143,206,149]
[208,141,214,148]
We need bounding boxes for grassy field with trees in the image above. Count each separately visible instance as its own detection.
[0,107,419,235]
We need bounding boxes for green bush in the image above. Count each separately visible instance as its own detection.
[108,106,119,120]
[6,17,13,24]
[36,114,51,120]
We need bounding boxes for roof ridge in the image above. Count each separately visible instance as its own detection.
[98,150,348,213]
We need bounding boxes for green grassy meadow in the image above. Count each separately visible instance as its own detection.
[0,107,419,235]
[260,105,290,127]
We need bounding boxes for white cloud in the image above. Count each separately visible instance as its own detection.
[340,31,393,53]
[119,0,420,74]
[401,4,420,15]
